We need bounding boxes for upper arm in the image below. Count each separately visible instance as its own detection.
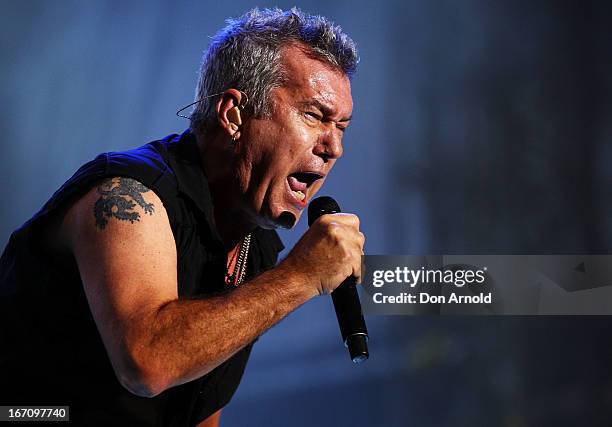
[62,177,178,393]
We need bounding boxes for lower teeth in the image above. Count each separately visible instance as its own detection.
[295,190,305,201]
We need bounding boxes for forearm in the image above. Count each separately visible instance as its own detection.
[131,259,316,394]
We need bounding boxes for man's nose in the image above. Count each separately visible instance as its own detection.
[314,128,343,162]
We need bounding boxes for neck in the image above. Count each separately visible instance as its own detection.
[195,130,256,249]
[213,204,255,249]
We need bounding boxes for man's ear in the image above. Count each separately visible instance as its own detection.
[216,89,244,140]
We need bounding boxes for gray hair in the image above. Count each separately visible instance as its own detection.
[189,7,358,136]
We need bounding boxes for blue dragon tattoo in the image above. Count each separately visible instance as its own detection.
[93,177,155,229]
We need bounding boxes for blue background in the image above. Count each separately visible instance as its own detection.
[2,1,611,425]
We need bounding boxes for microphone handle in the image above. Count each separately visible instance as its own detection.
[332,276,369,363]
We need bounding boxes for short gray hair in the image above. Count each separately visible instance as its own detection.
[189,7,358,136]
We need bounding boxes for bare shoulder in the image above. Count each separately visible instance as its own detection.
[62,176,177,300]
[63,176,171,247]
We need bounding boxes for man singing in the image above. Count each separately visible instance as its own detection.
[0,8,364,426]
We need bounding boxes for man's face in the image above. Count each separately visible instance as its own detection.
[237,45,353,229]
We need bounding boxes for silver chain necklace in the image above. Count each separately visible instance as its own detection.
[225,233,252,287]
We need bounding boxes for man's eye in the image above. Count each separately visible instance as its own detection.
[305,111,322,121]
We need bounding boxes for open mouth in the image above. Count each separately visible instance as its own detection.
[287,172,324,202]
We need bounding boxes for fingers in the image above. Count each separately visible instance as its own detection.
[315,212,359,228]
[355,231,365,284]
[352,253,363,284]
[292,212,365,295]
[320,214,363,284]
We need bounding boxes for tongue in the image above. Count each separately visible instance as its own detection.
[288,175,307,192]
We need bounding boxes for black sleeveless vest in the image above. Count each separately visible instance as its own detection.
[0,131,284,426]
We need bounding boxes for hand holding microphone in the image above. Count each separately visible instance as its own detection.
[289,218,363,296]
[309,197,369,363]
[282,196,369,363]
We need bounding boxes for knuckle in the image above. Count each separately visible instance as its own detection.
[339,239,352,256]
[328,222,344,239]
[326,222,338,235]
[320,214,333,224]
[340,245,354,263]
[337,213,358,226]
[314,215,330,229]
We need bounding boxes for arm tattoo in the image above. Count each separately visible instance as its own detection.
[93,177,155,230]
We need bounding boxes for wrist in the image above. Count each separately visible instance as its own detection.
[276,257,320,300]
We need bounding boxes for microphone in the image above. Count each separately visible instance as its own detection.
[308,196,369,364]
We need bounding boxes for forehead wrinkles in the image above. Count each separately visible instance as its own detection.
[310,71,343,106]
[274,46,352,115]
[291,68,352,113]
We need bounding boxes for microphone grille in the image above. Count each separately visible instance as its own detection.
[308,196,341,226]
